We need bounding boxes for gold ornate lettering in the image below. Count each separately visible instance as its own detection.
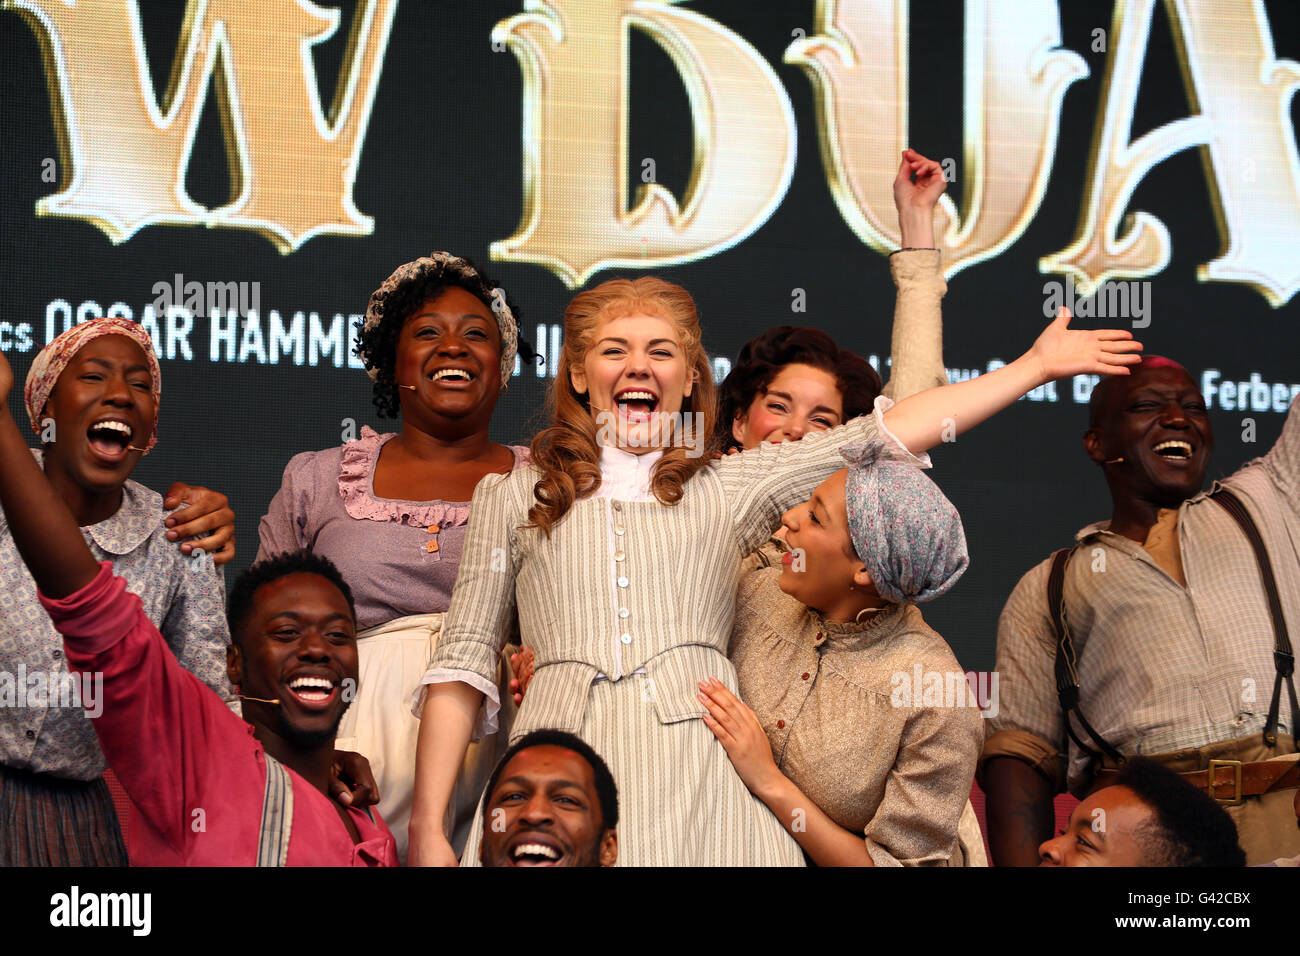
[489,0,796,288]
[787,0,1086,278]
[1041,0,1300,306]
[7,0,397,252]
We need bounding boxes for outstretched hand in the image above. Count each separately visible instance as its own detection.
[1029,307,1143,382]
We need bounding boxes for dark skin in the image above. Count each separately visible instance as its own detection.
[0,349,374,822]
[1083,364,1213,543]
[36,333,237,560]
[1038,785,1155,867]
[371,286,515,502]
[479,745,617,867]
[985,757,1057,867]
[988,364,1214,866]
[226,573,364,843]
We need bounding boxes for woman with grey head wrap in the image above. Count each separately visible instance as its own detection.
[699,439,985,866]
[256,252,536,862]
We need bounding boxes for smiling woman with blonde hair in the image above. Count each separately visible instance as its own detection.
[526,276,717,534]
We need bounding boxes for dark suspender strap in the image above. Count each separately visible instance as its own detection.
[1048,547,1126,764]
[1209,486,1298,750]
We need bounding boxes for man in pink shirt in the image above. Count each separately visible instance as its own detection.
[0,349,397,866]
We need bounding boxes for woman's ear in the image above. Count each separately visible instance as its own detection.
[569,363,587,396]
[731,411,748,447]
[852,566,875,593]
[684,368,697,398]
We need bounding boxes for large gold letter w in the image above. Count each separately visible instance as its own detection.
[7,0,397,252]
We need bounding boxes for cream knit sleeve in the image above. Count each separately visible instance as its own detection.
[881,249,948,403]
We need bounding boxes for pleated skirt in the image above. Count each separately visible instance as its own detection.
[0,764,128,866]
[461,672,806,866]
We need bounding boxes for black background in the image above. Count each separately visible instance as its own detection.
[3,1,1297,670]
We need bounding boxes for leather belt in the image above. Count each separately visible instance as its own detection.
[1095,758,1300,807]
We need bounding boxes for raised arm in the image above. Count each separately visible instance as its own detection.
[0,352,99,597]
[882,308,1141,455]
[883,148,949,402]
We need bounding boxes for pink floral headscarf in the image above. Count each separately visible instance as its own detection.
[23,317,162,452]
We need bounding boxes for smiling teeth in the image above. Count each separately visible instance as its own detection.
[1154,440,1192,455]
[289,676,333,690]
[91,420,131,436]
[513,843,559,860]
[617,391,655,402]
[432,368,471,381]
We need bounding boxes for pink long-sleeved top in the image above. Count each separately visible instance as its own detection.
[40,562,398,867]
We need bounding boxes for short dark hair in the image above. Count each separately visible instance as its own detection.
[1112,758,1245,866]
[715,326,882,451]
[1087,355,1193,428]
[483,729,619,831]
[354,254,539,418]
[226,550,357,644]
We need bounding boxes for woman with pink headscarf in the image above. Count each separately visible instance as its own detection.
[1,317,236,865]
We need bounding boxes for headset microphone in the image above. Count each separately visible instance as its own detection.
[1104,457,1125,464]
[237,695,282,705]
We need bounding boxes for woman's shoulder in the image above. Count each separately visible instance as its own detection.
[471,458,540,505]
[734,565,809,640]
[285,426,392,482]
[881,605,965,673]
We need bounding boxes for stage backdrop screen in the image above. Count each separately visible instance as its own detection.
[4,0,1299,670]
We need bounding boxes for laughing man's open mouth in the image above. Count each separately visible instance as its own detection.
[1152,439,1193,460]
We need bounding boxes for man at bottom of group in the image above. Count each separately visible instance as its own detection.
[1039,758,1244,866]
[479,730,618,867]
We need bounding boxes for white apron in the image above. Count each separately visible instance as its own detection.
[336,613,514,863]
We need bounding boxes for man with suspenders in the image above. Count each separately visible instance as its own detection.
[981,356,1300,866]
[0,349,397,866]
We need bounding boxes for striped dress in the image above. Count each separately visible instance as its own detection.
[426,401,929,865]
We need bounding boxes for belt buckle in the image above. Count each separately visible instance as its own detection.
[1207,759,1243,806]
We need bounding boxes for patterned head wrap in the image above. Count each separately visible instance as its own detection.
[357,251,519,390]
[840,440,968,604]
[24,317,162,453]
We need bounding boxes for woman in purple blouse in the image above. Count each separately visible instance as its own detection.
[256,253,534,862]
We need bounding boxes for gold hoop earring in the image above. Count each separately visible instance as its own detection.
[855,607,877,624]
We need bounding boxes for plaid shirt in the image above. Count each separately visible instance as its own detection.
[986,398,1300,795]
[0,450,233,781]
